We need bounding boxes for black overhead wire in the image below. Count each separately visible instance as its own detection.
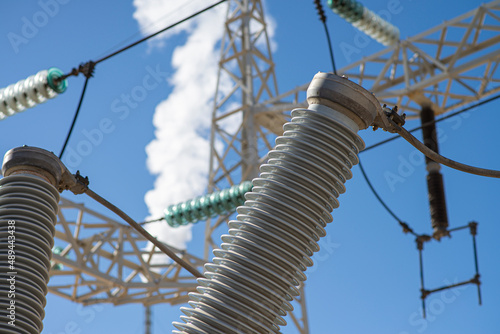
[314,0,337,75]
[358,159,418,236]
[60,0,227,81]
[94,0,227,65]
[94,1,196,62]
[315,0,408,231]
[57,0,228,159]
[59,76,91,159]
[139,216,165,226]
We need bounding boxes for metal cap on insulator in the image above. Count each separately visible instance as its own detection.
[2,146,67,188]
[306,72,381,130]
[47,67,68,94]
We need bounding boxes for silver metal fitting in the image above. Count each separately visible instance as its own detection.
[2,146,88,194]
[306,72,381,130]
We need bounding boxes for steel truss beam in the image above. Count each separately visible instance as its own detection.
[255,1,500,120]
[49,197,204,306]
[344,0,500,118]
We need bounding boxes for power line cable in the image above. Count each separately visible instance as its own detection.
[363,92,500,153]
[323,22,337,75]
[61,0,227,81]
[314,0,337,75]
[94,0,227,65]
[356,93,500,230]
[58,0,228,160]
[59,76,90,159]
[95,1,199,61]
[358,159,418,236]
[357,159,401,222]
[390,118,500,178]
[139,217,165,226]
[315,0,404,230]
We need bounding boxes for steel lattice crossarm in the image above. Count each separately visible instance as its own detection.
[340,0,500,118]
[254,0,500,121]
[48,197,205,306]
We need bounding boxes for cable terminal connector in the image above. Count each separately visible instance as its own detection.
[68,170,90,194]
[60,61,96,81]
[372,104,406,133]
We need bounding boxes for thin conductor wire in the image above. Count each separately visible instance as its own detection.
[59,77,90,159]
[315,0,406,231]
[94,0,227,66]
[58,0,228,159]
[314,0,337,75]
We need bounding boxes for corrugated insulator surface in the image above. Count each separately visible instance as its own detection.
[0,174,60,333]
[173,106,364,333]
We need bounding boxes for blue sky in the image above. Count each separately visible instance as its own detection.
[1,0,499,333]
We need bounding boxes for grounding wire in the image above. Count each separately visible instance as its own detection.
[363,92,500,153]
[59,76,90,159]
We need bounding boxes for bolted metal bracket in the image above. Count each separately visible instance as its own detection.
[372,104,406,132]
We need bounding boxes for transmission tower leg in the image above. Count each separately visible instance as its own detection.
[420,106,449,240]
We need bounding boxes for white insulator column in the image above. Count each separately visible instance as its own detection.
[173,73,381,333]
[1,147,67,333]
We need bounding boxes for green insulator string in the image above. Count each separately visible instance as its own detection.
[165,181,253,227]
[51,246,65,271]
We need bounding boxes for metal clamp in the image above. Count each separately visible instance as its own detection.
[372,104,406,132]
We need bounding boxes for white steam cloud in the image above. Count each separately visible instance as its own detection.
[133,0,226,250]
[133,0,277,254]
